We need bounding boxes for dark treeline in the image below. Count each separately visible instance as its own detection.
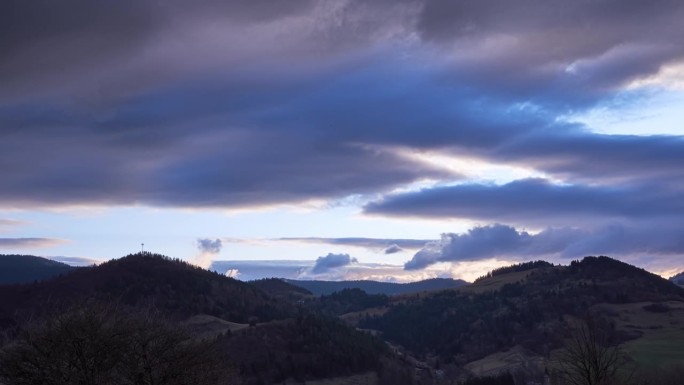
[474,260,553,282]
[219,311,389,384]
[312,288,390,316]
[0,302,235,385]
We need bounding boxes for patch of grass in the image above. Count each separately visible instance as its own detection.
[283,371,377,385]
[591,301,684,368]
[623,328,684,368]
[459,269,537,294]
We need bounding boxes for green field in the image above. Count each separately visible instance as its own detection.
[623,328,684,368]
[596,301,684,368]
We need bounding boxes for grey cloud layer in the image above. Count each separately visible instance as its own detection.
[2,0,683,209]
[278,237,431,251]
[197,238,223,254]
[2,1,684,271]
[365,178,684,225]
[0,238,67,248]
[405,223,684,270]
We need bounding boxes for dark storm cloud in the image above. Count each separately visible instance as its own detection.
[0,68,461,208]
[1,0,684,225]
[486,132,684,184]
[278,237,430,250]
[365,178,684,225]
[0,0,316,100]
[384,244,404,254]
[0,238,66,248]
[405,222,684,270]
[3,0,684,104]
[417,0,684,105]
[311,253,358,274]
[197,238,222,254]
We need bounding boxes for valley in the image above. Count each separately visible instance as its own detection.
[1,253,683,384]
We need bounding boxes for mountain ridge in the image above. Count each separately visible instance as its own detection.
[0,252,293,326]
[670,271,684,286]
[359,256,684,366]
[286,277,469,296]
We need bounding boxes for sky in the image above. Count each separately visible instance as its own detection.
[1,0,684,282]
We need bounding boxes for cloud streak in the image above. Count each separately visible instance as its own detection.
[278,237,431,251]
[0,238,67,248]
[0,219,26,231]
[365,178,684,226]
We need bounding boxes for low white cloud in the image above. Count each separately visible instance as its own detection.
[224,268,240,278]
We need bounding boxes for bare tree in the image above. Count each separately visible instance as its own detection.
[555,316,626,385]
[0,303,238,385]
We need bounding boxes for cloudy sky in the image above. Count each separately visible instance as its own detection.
[2,0,683,281]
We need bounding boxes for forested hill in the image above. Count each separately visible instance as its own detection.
[0,253,405,385]
[0,254,75,284]
[360,256,684,365]
[286,277,468,296]
[0,253,293,327]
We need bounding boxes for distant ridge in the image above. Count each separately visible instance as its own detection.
[285,277,468,296]
[0,254,75,285]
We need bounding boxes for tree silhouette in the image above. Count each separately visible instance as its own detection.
[555,316,626,385]
[0,303,237,385]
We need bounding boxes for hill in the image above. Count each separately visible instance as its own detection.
[0,253,293,327]
[249,278,313,303]
[360,256,684,368]
[0,253,407,385]
[0,254,75,285]
[670,271,684,286]
[286,277,468,296]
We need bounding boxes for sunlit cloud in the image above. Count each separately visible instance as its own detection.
[193,238,222,269]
